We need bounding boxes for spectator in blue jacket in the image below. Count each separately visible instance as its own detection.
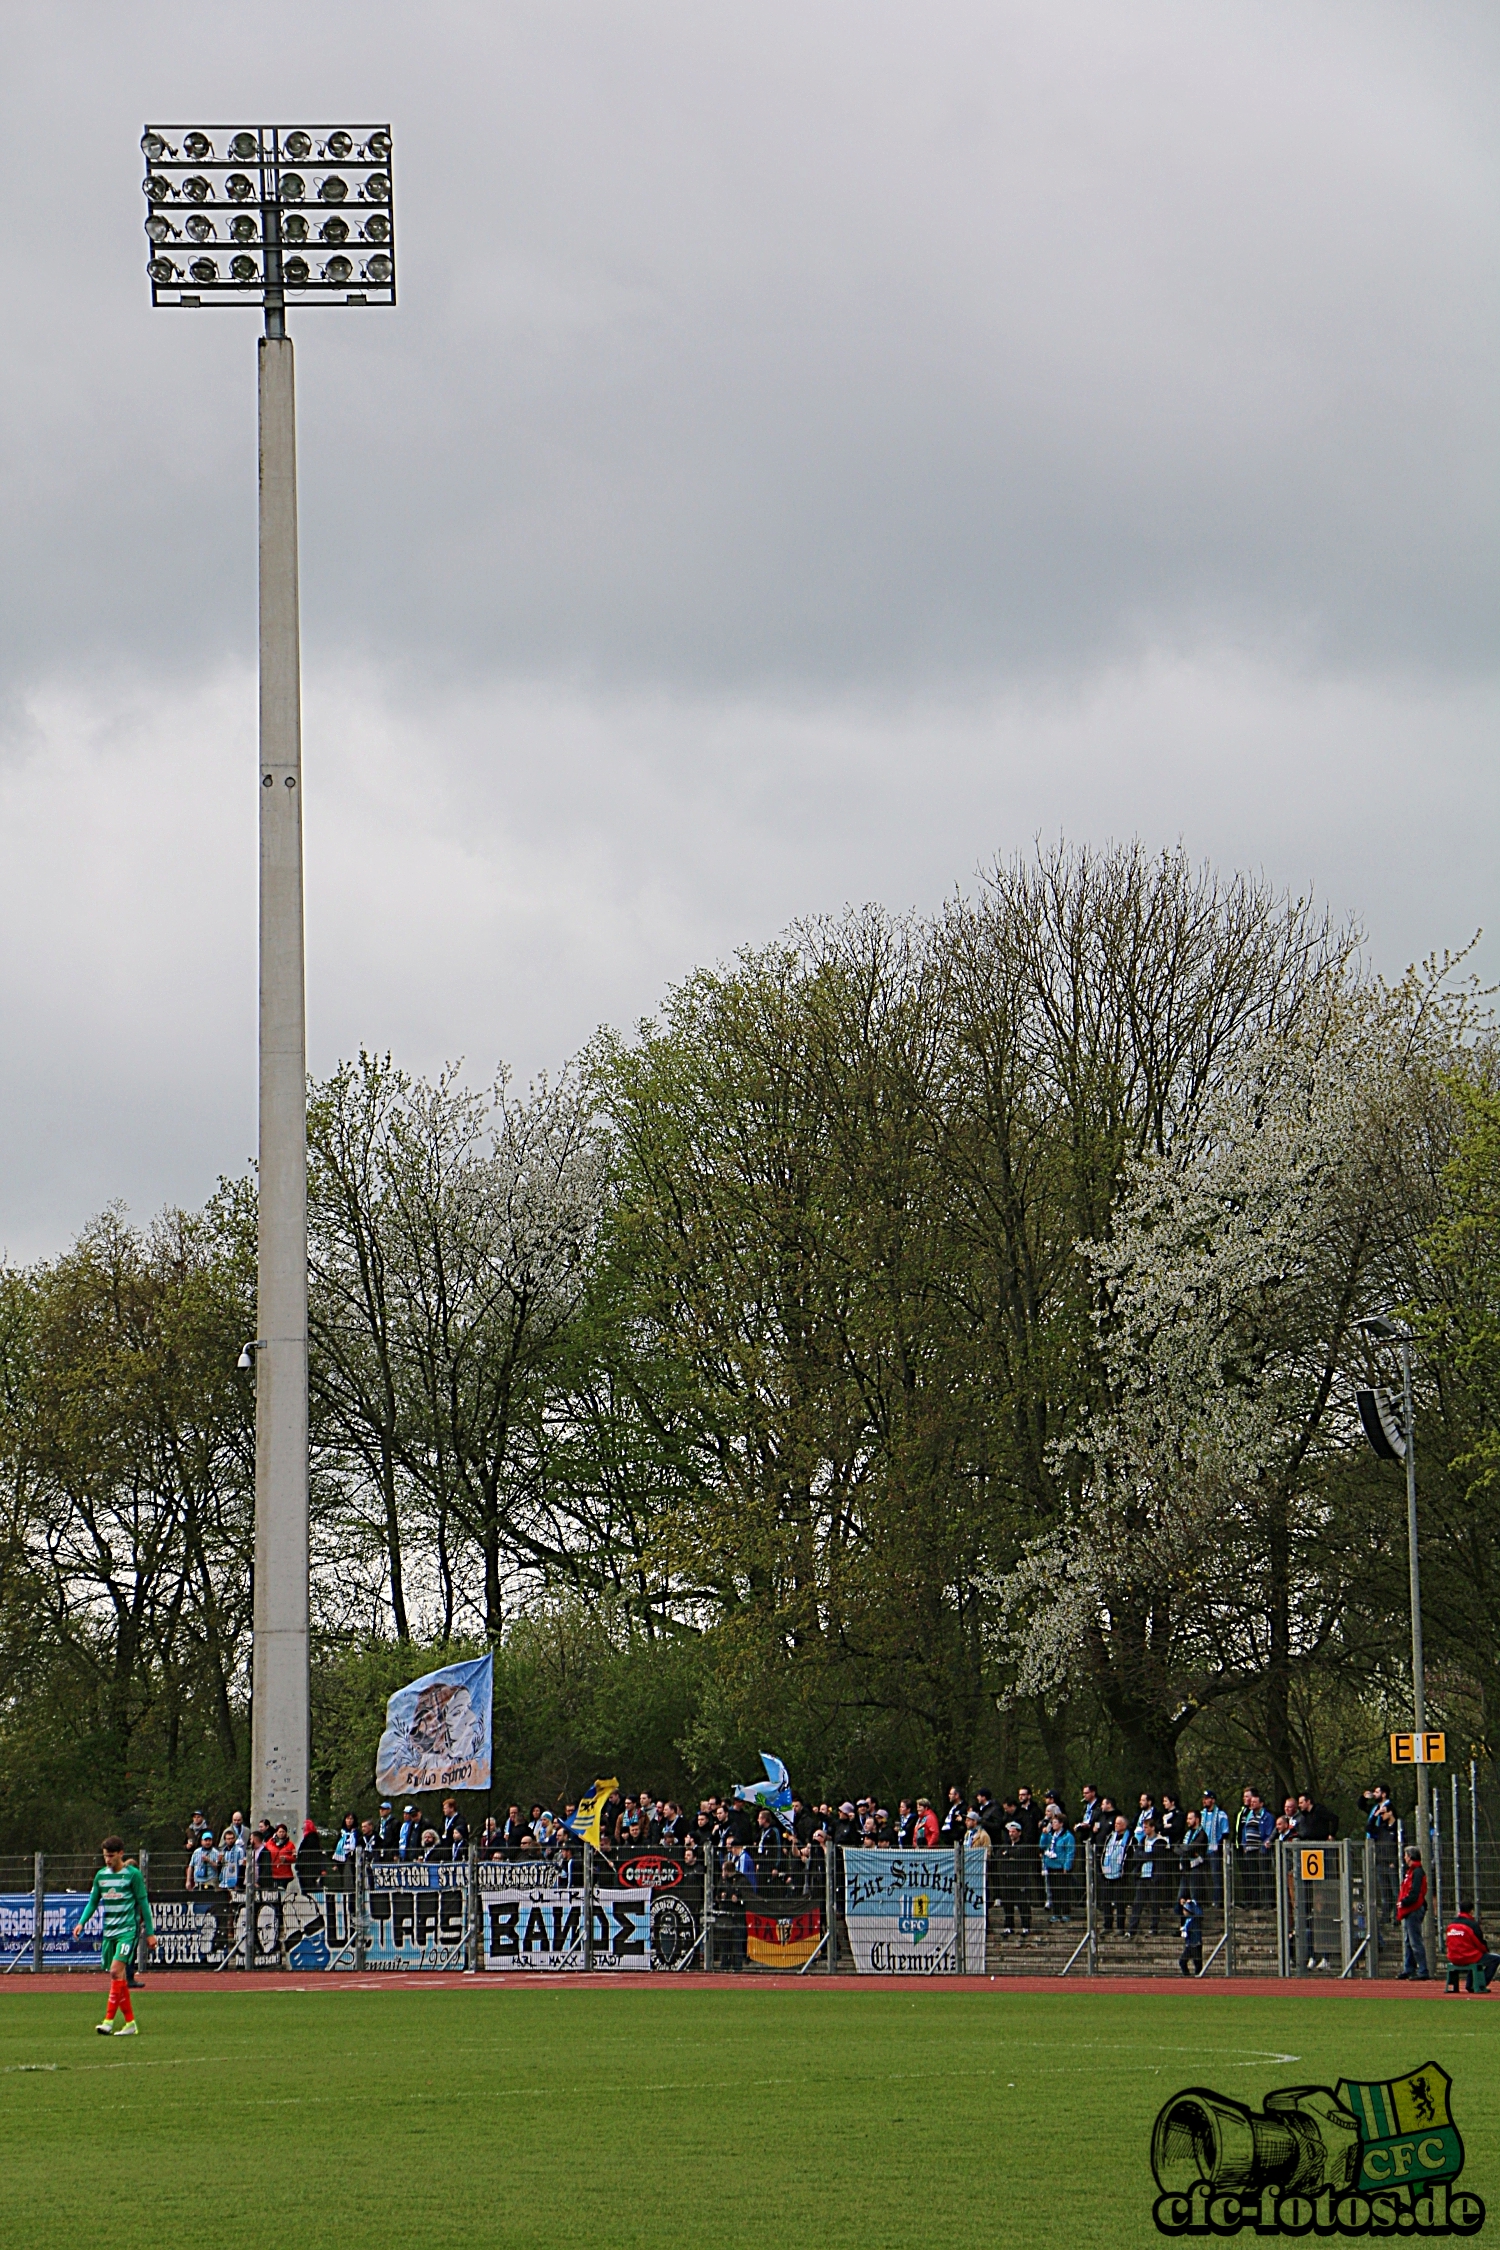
[1129,1818,1170,1937]
[186,1832,221,1889]
[1236,1789,1275,1908]
[1199,1791,1229,1907]
[1178,1891,1204,1976]
[1040,1809,1076,1922]
[218,1825,245,1892]
[1099,1816,1132,1934]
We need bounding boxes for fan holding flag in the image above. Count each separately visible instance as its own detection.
[566,1779,620,1851]
[734,1754,795,1834]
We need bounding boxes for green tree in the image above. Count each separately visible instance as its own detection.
[0,1193,255,1845]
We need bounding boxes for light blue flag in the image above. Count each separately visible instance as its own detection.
[733,1753,795,1832]
[375,1652,493,1795]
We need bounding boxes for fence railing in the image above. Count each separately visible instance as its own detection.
[1,1825,1487,1979]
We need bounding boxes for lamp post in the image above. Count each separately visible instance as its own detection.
[141,125,396,1833]
[1354,1315,1430,1864]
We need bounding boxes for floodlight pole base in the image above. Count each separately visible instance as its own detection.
[249,324,310,1836]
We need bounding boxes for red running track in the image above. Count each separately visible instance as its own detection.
[0,1971,1468,1997]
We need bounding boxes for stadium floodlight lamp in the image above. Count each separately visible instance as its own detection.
[141,124,396,311]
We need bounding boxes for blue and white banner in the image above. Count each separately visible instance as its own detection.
[842,1850,986,1976]
[282,1865,652,1973]
[482,1874,652,1972]
[288,1868,467,1971]
[374,1651,492,1795]
[0,1893,104,1969]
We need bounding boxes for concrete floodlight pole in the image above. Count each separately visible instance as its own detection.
[250,302,310,1834]
[140,120,394,1838]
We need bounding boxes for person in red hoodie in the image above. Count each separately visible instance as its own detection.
[1444,1901,1499,1993]
[912,1798,941,1849]
[266,1822,298,1887]
[1396,1845,1430,1981]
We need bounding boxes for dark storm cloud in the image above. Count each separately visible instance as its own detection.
[0,0,1495,705]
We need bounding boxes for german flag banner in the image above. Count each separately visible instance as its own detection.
[1336,2063,1465,2194]
[745,1907,822,1969]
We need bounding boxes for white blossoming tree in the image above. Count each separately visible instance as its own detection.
[1002,970,1469,1799]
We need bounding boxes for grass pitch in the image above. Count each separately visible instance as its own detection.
[2,1983,1496,2246]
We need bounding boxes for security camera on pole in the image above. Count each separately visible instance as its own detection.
[141,125,397,1833]
[1353,1315,1433,1871]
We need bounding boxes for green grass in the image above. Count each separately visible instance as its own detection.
[1,1983,1496,2245]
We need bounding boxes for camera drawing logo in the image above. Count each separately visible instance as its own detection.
[1150,2061,1484,2236]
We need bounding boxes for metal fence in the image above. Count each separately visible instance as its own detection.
[3,1819,1492,1979]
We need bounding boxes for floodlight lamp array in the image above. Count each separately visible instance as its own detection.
[142,125,396,308]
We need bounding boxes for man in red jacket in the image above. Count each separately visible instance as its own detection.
[912,1798,940,1849]
[1396,1845,1430,1981]
[1444,1901,1498,1993]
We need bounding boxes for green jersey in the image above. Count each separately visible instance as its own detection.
[78,1863,154,1948]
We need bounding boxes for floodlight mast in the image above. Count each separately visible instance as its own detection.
[255,249,307,1844]
[141,126,396,1837]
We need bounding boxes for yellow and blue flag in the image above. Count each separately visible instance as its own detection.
[565,1779,619,1850]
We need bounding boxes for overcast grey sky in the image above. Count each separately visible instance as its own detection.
[1,1,1495,1260]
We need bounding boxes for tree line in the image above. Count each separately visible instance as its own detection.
[2,843,1496,1849]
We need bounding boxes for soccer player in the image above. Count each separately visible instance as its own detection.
[76,1836,157,2034]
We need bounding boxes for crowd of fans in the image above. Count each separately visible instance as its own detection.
[172,1779,1420,1934]
[158,1774,1492,1986]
